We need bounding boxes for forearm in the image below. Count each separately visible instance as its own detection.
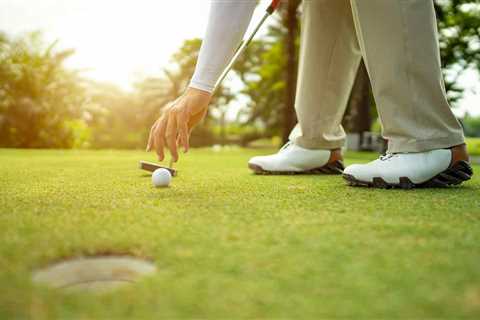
[189,0,257,93]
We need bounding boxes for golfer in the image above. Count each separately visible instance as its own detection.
[147,0,473,189]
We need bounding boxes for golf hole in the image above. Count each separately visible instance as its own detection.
[32,255,157,293]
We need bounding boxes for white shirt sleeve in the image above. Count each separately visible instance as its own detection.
[189,0,257,93]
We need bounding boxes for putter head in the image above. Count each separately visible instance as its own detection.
[139,161,177,177]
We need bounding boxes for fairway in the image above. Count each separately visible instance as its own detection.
[1,148,479,318]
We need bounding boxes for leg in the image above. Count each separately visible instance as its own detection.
[289,0,362,150]
[343,0,472,189]
[248,0,361,174]
[350,0,465,153]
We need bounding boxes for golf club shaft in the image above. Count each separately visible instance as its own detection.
[212,0,280,94]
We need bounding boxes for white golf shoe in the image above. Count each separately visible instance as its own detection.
[343,144,473,189]
[248,142,344,174]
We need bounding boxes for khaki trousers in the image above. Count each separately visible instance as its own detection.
[289,0,465,153]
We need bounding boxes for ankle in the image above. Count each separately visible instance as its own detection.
[449,144,469,166]
[328,148,343,163]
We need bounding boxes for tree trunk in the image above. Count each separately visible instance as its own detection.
[282,0,300,143]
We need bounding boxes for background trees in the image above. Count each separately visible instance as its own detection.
[435,0,480,101]
[0,32,85,148]
[0,0,479,149]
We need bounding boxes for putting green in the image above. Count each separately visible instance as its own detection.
[0,148,479,318]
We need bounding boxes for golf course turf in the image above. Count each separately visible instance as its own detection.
[1,148,479,318]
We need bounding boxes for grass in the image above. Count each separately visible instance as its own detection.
[466,137,480,156]
[0,148,479,319]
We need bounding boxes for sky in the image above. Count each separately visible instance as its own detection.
[0,0,212,88]
[0,0,478,116]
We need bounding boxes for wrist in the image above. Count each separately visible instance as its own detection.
[186,87,213,101]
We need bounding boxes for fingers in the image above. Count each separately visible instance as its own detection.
[165,109,178,162]
[147,97,200,162]
[146,119,158,152]
[154,116,167,161]
[176,109,189,153]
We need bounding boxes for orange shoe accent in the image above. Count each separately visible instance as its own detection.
[328,148,343,164]
[449,144,470,167]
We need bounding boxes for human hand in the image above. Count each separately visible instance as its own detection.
[146,87,212,162]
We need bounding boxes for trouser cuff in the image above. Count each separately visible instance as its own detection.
[291,135,345,150]
[387,134,465,153]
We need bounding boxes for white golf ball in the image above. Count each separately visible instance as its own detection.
[152,168,172,187]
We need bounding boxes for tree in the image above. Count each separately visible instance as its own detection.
[135,39,234,147]
[0,32,85,148]
[82,81,141,149]
[462,114,480,137]
[232,2,300,142]
[435,0,480,102]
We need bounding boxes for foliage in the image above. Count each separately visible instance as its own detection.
[233,10,297,139]
[435,0,480,101]
[133,39,222,148]
[462,113,480,137]
[0,1,478,149]
[79,39,220,149]
[0,32,85,148]
[235,38,285,136]
[83,82,144,149]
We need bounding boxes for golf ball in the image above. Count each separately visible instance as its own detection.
[152,168,172,187]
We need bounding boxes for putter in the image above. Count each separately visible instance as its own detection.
[139,159,177,176]
[140,0,281,175]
